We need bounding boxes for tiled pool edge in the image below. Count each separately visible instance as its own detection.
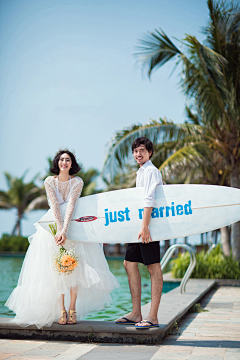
[0,279,215,344]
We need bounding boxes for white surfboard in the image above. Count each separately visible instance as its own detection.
[38,185,240,243]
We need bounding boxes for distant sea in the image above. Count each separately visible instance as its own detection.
[0,209,217,246]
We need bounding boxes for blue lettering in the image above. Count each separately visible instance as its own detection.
[125,207,131,221]
[152,207,159,218]
[166,206,170,217]
[138,208,144,220]
[171,202,175,216]
[109,211,117,223]
[118,210,125,222]
[104,209,109,227]
[176,204,183,215]
[184,201,192,215]
[105,200,193,225]
[159,207,164,217]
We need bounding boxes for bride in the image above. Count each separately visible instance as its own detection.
[5,149,119,328]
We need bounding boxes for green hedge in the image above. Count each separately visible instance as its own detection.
[0,234,29,252]
[172,244,240,279]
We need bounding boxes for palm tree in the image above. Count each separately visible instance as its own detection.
[77,168,101,196]
[103,164,137,191]
[0,172,42,236]
[102,105,236,255]
[127,0,240,259]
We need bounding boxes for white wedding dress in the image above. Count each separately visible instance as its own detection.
[5,176,119,329]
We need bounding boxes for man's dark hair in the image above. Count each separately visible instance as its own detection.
[50,150,82,175]
[132,137,154,158]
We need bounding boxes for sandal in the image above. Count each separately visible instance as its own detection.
[67,310,77,324]
[58,310,67,325]
[135,320,159,329]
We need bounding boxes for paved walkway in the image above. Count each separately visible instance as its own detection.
[0,286,239,360]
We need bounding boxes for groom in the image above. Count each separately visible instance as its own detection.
[116,137,163,329]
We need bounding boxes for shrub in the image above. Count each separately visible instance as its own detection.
[171,244,240,279]
[0,234,29,252]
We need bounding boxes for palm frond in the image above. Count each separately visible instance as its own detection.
[136,29,182,76]
[185,106,200,125]
[182,35,229,125]
[4,172,12,189]
[0,189,13,209]
[26,195,49,212]
[102,119,204,181]
[159,144,204,177]
[82,182,97,197]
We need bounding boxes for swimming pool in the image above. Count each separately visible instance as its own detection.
[0,257,180,321]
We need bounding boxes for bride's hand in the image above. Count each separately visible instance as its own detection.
[55,232,64,246]
[60,233,67,246]
[55,232,66,246]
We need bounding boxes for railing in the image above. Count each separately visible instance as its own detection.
[160,244,196,293]
[207,243,217,253]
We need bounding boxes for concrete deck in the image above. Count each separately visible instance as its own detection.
[0,285,239,360]
[0,279,215,344]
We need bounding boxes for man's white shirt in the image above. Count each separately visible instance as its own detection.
[136,160,163,208]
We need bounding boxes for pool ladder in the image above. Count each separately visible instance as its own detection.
[160,244,196,293]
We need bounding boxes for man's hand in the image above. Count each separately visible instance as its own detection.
[138,207,153,244]
[138,225,152,244]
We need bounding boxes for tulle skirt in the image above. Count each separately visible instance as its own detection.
[5,223,119,329]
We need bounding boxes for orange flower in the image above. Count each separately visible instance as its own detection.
[61,255,73,267]
[68,263,78,271]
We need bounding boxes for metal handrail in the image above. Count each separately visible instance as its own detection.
[160,244,196,293]
[207,243,217,253]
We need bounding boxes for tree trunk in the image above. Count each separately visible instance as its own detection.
[164,240,170,253]
[11,221,18,236]
[17,219,21,236]
[12,218,21,236]
[211,230,218,244]
[221,226,231,256]
[115,243,121,255]
[230,163,240,261]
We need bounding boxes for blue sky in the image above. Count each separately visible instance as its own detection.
[0,0,208,236]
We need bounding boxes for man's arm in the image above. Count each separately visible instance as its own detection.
[138,207,153,244]
[138,168,162,244]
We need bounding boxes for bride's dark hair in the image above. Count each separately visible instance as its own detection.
[50,149,81,175]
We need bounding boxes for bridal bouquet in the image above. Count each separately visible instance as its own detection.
[49,223,79,275]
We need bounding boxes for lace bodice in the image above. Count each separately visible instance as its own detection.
[44,176,84,236]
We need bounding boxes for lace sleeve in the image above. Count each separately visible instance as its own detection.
[44,177,64,232]
[61,178,84,236]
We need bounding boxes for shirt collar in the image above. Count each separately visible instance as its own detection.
[137,160,152,173]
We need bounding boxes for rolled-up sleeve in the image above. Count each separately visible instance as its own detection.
[143,169,163,207]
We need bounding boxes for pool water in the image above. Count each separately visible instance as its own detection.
[0,257,179,321]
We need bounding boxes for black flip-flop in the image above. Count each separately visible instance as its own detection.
[135,320,159,329]
[115,317,137,325]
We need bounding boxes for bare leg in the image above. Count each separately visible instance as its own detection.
[69,286,77,311]
[116,260,142,323]
[68,286,77,323]
[58,294,67,324]
[136,263,163,327]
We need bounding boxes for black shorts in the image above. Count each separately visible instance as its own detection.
[125,241,160,266]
